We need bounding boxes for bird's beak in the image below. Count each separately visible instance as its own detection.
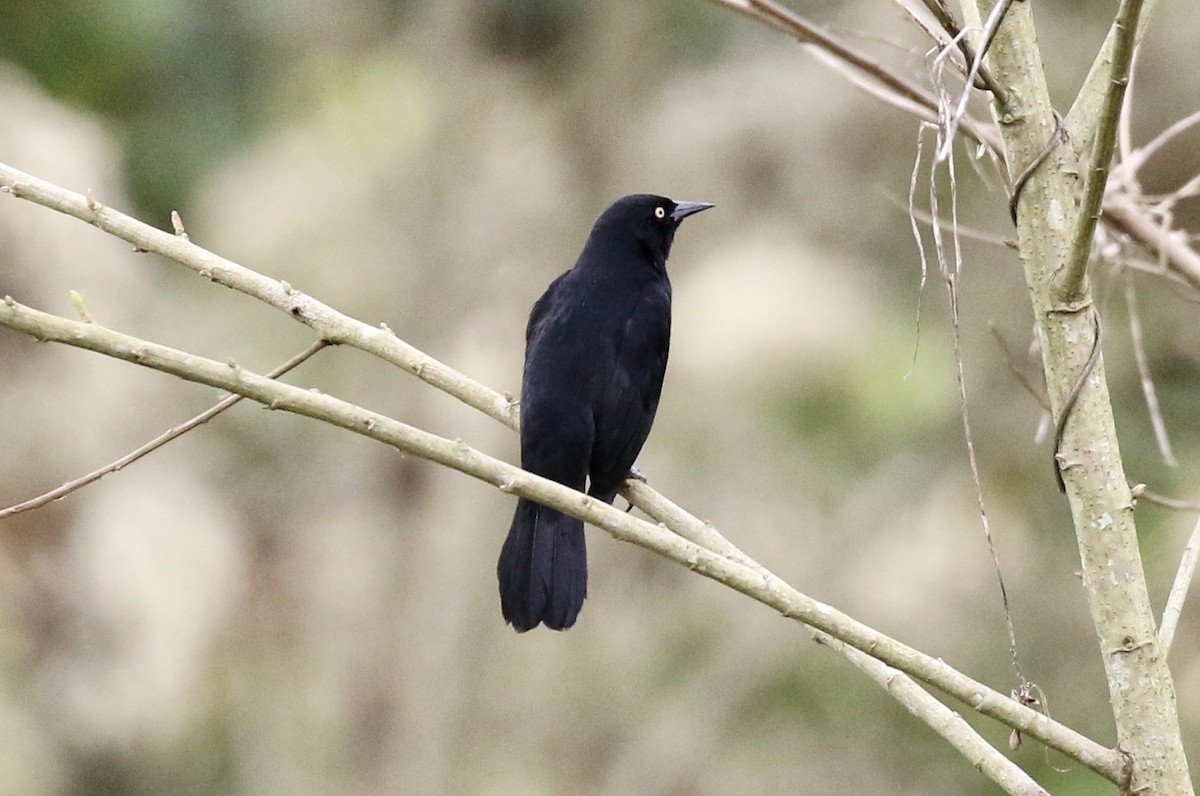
[671,201,714,222]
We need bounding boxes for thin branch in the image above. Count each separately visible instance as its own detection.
[1136,488,1200,513]
[1058,0,1145,303]
[1103,193,1200,291]
[1064,0,1164,157]
[703,0,958,143]
[0,296,1126,786]
[987,321,1050,411]
[894,0,1001,95]
[697,3,1200,296]
[629,474,1033,795]
[0,340,329,520]
[1148,172,1200,215]
[889,191,1014,245]
[937,0,1017,161]
[1124,277,1177,467]
[1117,50,1137,166]
[813,632,1050,796]
[1122,109,1200,176]
[0,163,519,432]
[1159,512,1200,657]
[631,479,1047,795]
[948,273,1028,685]
[916,71,1031,690]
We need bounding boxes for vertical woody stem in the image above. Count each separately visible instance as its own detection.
[959,0,1192,792]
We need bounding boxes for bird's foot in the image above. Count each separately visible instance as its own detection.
[623,467,648,513]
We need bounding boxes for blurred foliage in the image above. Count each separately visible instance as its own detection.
[0,0,418,216]
[1,1,1199,795]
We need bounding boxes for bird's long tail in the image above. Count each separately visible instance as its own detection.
[498,498,587,631]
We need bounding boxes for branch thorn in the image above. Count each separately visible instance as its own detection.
[69,290,93,323]
[170,210,189,240]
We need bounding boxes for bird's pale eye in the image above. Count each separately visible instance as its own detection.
[654,206,666,219]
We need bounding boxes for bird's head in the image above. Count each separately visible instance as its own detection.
[588,194,714,268]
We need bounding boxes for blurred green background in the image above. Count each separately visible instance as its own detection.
[1,1,1199,793]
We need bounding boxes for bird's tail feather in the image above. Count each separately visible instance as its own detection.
[498,498,587,631]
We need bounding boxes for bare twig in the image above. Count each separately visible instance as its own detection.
[702,0,1200,294]
[1117,52,1137,166]
[1147,173,1200,215]
[1122,109,1200,176]
[888,192,1014,248]
[0,340,330,521]
[1103,193,1200,291]
[1159,512,1200,657]
[1124,277,1177,467]
[1136,488,1200,513]
[633,477,1048,795]
[921,38,1030,690]
[987,321,1050,411]
[947,274,1028,686]
[1064,0,1165,156]
[918,59,1035,708]
[906,125,933,373]
[705,0,960,144]
[893,0,1000,94]
[813,632,1050,796]
[937,0,1017,161]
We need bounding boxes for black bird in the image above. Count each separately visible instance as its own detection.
[498,194,713,632]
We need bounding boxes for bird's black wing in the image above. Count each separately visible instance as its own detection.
[525,270,570,347]
[587,279,671,500]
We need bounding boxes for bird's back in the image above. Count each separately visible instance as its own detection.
[521,261,670,495]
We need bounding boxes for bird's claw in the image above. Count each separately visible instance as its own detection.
[627,466,648,483]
